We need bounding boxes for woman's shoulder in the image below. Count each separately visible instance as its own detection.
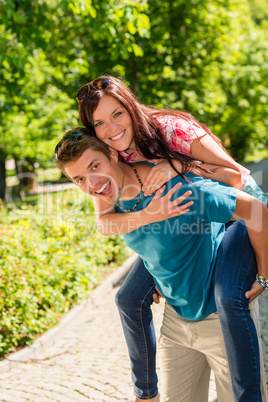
[152,112,185,126]
[152,113,193,134]
[152,112,206,142]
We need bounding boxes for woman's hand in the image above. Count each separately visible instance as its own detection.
[153,285,164,304]
[245,281,264,304]
[144,182,194,224]
[143,160,181,196]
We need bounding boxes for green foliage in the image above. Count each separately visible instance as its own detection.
[128,0,268,161]
[217,32,268,160]
[1,0,267,169]
[248,0,268,28]
[0,189,130,358]
[0,0,267,359]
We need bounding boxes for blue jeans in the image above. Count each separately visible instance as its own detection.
[116,257,158,399]
[115,220,261,401]
[215,220,261,401]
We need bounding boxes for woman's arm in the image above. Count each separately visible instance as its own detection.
[191,135,239,167]
[142,134,245,195]
[196,163,242,188]
[142,158,243,196]
[93,182,194,235]
[191,135,243,185]
[142,115,245,195]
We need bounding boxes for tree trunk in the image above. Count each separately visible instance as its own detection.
[15,160,26,200]
[0,158,6,202]
[15,160,37,196]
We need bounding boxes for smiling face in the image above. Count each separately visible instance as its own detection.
[93,95,135,152]
[64,148,124,205]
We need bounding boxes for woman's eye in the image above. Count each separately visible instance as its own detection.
[114,111,122,118]
[94,121,102,127]
[92,163,99,171]
[77,178,84,185]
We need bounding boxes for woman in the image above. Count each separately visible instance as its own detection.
[76,76,267,401]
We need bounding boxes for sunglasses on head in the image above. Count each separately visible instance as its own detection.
[76,77,110,103]
[54,131,83,160]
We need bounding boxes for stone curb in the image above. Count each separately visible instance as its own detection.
[0,253,137,375]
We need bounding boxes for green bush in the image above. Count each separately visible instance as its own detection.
[0,189,130,358]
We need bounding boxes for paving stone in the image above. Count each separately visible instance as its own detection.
[0,274,267,401]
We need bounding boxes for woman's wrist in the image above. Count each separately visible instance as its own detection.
[256,273,268,291]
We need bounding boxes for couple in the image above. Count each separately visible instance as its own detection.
[55,76,268,401]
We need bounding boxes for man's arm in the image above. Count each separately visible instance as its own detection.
[232,190,268,302]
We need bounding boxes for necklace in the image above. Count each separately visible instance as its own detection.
[116,164,143,212]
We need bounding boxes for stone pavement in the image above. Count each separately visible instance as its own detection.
[0,259,220,402]
[0,261,268,401]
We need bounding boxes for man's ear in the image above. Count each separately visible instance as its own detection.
[109,147,119,162]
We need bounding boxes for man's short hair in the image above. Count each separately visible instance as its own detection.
[55,127,111,178]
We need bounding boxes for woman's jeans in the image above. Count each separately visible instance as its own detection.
[215,220,261,401]
[115,220,263,401]
[116,256,158,399]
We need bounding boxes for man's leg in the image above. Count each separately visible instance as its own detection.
[215,220,263,401]
[196,312,234,402]
[115,256,158,400]
[159,302,228,402]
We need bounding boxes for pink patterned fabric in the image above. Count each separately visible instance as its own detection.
[119,150,136,163]
[119,114,205,161]
[153,114,249,186]
[152,114,207,157]
[119,114,249,186]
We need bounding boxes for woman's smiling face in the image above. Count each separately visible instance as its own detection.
[93,95,135,152]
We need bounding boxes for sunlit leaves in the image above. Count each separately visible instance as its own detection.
[0,0,268,175]
[0,190,130,357]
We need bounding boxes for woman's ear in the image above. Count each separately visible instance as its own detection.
[109,147,119,162]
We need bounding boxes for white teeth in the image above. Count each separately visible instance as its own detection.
[111,131,124,140]
[96,181,109,194]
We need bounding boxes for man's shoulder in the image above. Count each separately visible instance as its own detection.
[165,173,237,205]
[180,173,235,191]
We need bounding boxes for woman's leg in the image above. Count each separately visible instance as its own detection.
[214,220,262,401]
[115,256,158,399]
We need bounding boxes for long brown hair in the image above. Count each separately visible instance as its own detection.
[78,75,222,175]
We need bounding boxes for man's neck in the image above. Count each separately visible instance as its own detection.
[117,161,150,201]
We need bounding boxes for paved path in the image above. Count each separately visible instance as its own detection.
[0,263,268,401]
[0,272,219,402]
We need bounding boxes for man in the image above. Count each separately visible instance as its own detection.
[55,130,268,401]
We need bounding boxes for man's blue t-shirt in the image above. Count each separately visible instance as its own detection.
[115,173,237,321]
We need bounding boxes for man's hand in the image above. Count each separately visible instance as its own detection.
[145,182,194,222]
[245,281,264,304]
[153,285,164,304]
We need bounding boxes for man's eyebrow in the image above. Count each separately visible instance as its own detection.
[94,107,121,122]
[72,159,97,180]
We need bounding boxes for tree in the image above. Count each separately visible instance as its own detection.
[217,32,268,160]
[0,0,267,200]
[0,1,79,197]
[0,0,151,199]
